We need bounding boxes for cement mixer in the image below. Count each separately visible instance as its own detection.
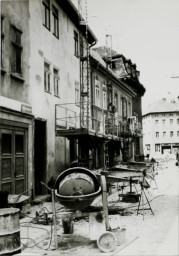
[54,167,120,252]
[55,167,102,210]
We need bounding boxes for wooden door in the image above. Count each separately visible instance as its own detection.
[0,128,27,194]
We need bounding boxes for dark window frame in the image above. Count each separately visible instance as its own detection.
[44,61,51,93]
[1,16,4,68]
[53,68,60,97]
[74,30,79,57]
[10,24,23,75]
[43,0,50,30]
[52,5,59,38]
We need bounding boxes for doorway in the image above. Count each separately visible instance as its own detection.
[0,127,27,194]
[34,119,46,195]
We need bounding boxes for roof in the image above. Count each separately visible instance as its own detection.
[92,46,146,96]
[90,49,137,97]
[143,98,179,116]
[57,0,97,44]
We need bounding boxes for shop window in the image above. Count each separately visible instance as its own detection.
[74,31,78,57]
[155,144,160,152]
[52,5,59,38]
[53,68,60,97]
[11,25,22,75]
[43,0,50,30]
[44,61,51,93]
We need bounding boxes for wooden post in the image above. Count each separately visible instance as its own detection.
[101,175,110,231]
[52,189,58,249]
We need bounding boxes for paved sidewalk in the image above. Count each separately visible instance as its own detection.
[156,215,179,255]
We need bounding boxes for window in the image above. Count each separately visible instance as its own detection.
[102,82,107,110]
[1,16,4,68]
[170,131,173,137]
[44,62,51,93]
[177,119,179,124]
[162,119,165,125]
[53,68,60,97]
[170,119,173,125]
[122,97,127,120]
[155,144,160,152]
[163,132,166,137]
[156,132,159,138]
[74,31,78,57]
[155,114,158,117]
[11,25,22,75]
[169,113,173,116]
[80,37,84,57]
[155,120,159,125]
[114,91,118,112]
[52,5,59,38]
[43,0,50,30]
[95,78,100,107]
[177,131,179,137]
[75,81,80,106]
[146,144,150,150]
[162,114,165,116]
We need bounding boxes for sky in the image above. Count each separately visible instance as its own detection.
[73,0,179,113]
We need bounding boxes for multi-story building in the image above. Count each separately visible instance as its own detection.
[56,47,145,168]
[0,0,145,199]
[142,97,179,158]
[0,0,96,197]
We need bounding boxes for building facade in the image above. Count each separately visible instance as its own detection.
[0,0,96,197]
[0,0,145,198]
[143,97,179,158]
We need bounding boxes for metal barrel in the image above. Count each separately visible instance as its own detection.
[55,167,101,210]
[0,208,21,255]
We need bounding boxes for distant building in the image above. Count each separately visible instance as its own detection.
[142,97,179,158]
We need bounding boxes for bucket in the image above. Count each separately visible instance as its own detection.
[112,228,126,246]
[0,208,21,255]
[62,217,74,234]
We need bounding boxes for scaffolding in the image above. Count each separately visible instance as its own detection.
[78,0,90,129]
